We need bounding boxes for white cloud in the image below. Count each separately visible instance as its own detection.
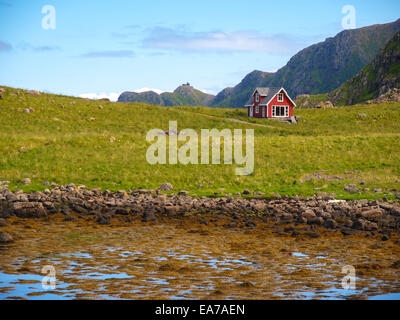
[134,87,164,94]
[143,27,305,54]
[79,88,164,101]
[79,92,121,102]
[80,50,135,58]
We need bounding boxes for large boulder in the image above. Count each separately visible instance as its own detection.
[361,208,383,220]
[27,90,41,96]
[11,202,47,218]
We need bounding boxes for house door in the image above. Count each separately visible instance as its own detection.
[262,106,265,118]
[249,107,253,117]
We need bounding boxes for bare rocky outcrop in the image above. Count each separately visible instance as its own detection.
[27,90,41,96]
[363,88,400,104]
[295,95,335,108]
[329,31,400,105]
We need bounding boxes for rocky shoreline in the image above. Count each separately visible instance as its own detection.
[1,184,400,243]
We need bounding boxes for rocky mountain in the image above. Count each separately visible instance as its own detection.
[328,31,400,105]
[210,70,274,108]
[211,18,400,108]
[118,90,163,105]
[118,84,214,106]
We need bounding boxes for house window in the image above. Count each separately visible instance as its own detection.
[255,105,259,113]
[272,105,289,117]
[255,92,259,102]
[278,93,284,102]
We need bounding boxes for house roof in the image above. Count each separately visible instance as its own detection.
[256,87,281,106]
[245,87,297,107]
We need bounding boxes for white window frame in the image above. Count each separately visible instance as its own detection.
[271,105,289,117]
[255,105,259,113]
[277,93,284,102]
[255,92,259,102]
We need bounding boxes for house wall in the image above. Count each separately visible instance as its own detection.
[252,91,266,118]
[267,90,294,117]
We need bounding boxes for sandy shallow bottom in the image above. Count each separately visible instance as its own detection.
[0,213,399,300]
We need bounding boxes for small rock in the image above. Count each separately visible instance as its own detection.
[242,189,252,195]
[0,218,7,227]
[109,136,116,142]
[239,281,255,288]
[341,228,360,236]
[305,232,320,238]
[0,232,13,243]
[159,263,174,271]
[245,221,256,228]
[142,210,156,222]
[21,178,31,185]
[344,185,360,194]
[96,215,111,225]
[307,217,324,225]
[178,190,189,196]
[323,219,337,229]
[301,209,316,219]
[352,219,366,230]
[158,183,173,191]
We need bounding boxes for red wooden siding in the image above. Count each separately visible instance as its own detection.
[267,90,294,117]
[252,91,266,118]
[248,89,295,118]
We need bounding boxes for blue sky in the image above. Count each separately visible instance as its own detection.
[0,0,399,99]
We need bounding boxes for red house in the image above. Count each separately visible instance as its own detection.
[245,87,296,118]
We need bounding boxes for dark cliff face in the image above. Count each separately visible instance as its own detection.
[211,19,400,108]
[329,31,400,105]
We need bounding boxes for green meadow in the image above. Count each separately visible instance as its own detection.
[1,85,400,199]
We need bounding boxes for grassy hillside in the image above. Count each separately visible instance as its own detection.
[1,85,400,199]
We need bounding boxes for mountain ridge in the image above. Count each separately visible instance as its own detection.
[118,84,214,106]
